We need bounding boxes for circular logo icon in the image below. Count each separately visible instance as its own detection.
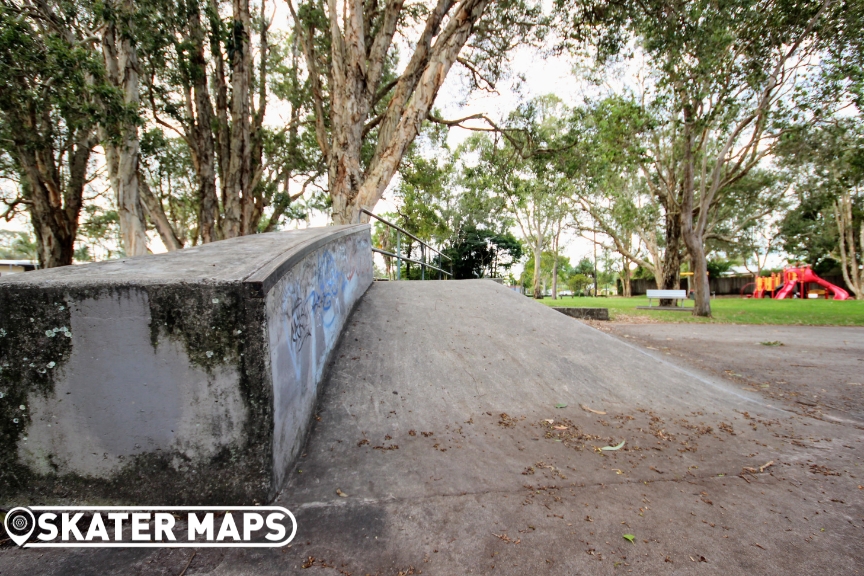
[4,507,35,547]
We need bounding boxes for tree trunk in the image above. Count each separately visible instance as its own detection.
[23,179,78,268]
[293,0,491,223]
[621,255,632,297]
[222,0,253,238]
[327,0,381,225]
[15,131,92,268]
[211,0,231,213]
[551,231,559,299]
[354,1,490,217]
[659,203,682,304]
[102,1,148,257]
[551,257,558,299]
[187,2,221,243]
[139,177,183,251]
[834,192,863,299]
[532,233,543,299]
[679,104,711,316]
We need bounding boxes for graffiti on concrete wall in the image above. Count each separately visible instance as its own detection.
[266,231,372,488]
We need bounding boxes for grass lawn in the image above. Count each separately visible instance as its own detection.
[538,295,864,326]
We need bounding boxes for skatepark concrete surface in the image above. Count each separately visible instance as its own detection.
[2,281,862,575]
[601,322,864,424]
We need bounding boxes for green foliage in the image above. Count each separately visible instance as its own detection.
[706,259,734,278]
[544,295,864,326]
[0,3,117,140]
[520,252,574,291]
[777,120,864,270]
[77,205,124,260]
[139,129,199,244]
[573,257,596,277]
[0,2,118,247]
[445,226,523,280]
[567,273,591,295]
[0,230,37,261]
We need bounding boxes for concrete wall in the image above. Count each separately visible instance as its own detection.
[266,234,372,488]
[0,225,371,505]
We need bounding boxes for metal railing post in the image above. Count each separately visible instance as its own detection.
[361,208,452,281]
[396,232,401,280]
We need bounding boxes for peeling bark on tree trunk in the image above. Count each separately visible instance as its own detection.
[222,0,253,238]
[659,203,682,305]
[139,177,183,251]
[102,1,148,256]
[532,232,543,299]
[551,228,560,299]
[621,255,632,297]
[294,0,490,224]
[187,3,221,243]
[15,131,92,268]
[680,105,712,317]
[835,192,863,299]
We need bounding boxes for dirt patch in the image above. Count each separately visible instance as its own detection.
[602,322,864,423]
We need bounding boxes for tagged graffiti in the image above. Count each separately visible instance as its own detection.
[267,230,372,489]
[282,236,367,362]
[289,298,311,352]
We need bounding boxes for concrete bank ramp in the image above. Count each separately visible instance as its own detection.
[284,280,778,504]
[268,280,855,575]
[0,225,372,505]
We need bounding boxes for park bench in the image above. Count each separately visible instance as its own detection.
[638,289,693,311]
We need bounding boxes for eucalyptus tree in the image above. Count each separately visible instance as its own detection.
[140,0,317,244]
[556,97,662,290]
[469,136,571,298]
[619,0,840,315]
[0,1,116,267]
[287,0,555,224]
[778,121,864,298]
[99,0,149,256]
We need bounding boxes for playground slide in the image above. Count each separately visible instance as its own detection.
[773,267,851,300]
[774,282,796,299]
[810,275,851,300]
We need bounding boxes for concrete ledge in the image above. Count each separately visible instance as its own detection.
[552,307,610,321]
[0,225,372,505]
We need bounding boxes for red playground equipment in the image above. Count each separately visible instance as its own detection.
[750,265,850,300]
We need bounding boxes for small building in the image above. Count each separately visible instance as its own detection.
[0,260,37,277]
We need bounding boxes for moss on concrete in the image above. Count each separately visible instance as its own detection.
[147,283,246,373]
[0,283,275,506]
[0,287,73,497]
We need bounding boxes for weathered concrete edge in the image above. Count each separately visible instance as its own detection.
[552,307,610,321]
[267,279,371,500]
[245,224,369,297]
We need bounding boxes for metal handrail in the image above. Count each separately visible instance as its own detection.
[360,208,451,262]
[360,207,452,279]
[371,248,452,276]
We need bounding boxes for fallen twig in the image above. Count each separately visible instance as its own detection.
[581,404,606,415]
[178,551,196,576]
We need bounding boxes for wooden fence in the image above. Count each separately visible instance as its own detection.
[628,274,851,296]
